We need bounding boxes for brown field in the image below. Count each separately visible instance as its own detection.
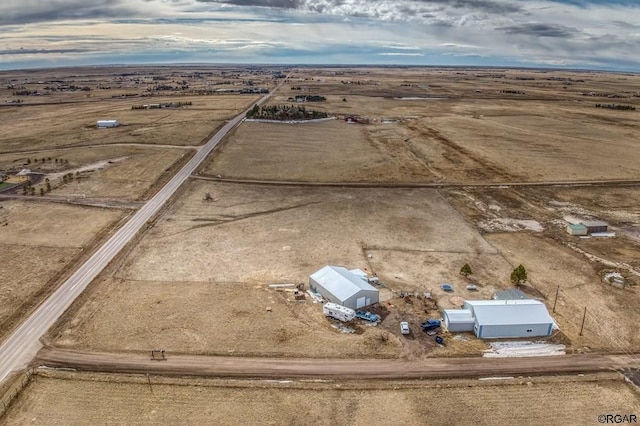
[3,371,639,425]
[249,68,640,183]
[441,184,640,350]
[50,180,500,358]
[206,120,437,182]
[0,95,258,152]
[0,201,123,340]
[1,145,190,200]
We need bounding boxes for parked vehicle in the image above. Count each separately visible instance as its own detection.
[322,302,355,322]
[400,321,410,335]
[435,336,445,346]
[420,319,441,331]
[466,284,479,291]
[356,311,381,322]
[441,283,454,292]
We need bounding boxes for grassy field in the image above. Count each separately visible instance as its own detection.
[50,180,502,358]
[3,371,638,425]
[0,201,124,341]
[0,95,259,152]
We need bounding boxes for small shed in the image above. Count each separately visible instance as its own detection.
[442,309,475,332]
[566,223,588,236]
[309,265,379,310]
[580,220,608,234]
[97,120,119,128]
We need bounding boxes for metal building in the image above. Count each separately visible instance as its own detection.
[96,120,119,128]
[566,223,588,236]
[443,299,555,339]
[442,309,475,332]
[309,265,379,310]
[579,220,608,234]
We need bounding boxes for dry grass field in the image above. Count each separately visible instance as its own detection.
[0,95,258,152]
[248,68,640,183]
[442,184,640,350]
[206,120,437,182]
[49,180,500,357]
[1,145,190,200]
[0,201,124,340]
[3,371,638,425]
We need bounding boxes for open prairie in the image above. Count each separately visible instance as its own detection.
[50,180,501,358]
[0,201,124,341]
[3,371,638,425]
[1,145,190,200]
[243,67,640,183]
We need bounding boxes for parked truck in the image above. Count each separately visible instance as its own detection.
[323,302,356,322]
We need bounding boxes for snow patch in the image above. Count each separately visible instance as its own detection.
[483,341,566,358]
[479,218,543,233]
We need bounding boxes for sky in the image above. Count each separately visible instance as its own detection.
[0,0,639,71]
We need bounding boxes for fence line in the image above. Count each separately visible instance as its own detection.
[0,368,36,420]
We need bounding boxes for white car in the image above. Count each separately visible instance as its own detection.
[400,321,410,335]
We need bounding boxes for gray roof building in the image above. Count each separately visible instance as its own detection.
[443,299,556,339]
[309,265,379,310]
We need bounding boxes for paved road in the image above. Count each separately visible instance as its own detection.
[36,348,639,380]
[0,80,285,384]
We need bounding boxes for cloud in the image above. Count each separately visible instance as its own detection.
[498,23,580,38]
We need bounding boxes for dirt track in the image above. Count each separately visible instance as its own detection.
[36,348,640,380]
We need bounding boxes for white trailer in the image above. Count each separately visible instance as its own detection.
[97,120,119,128]
[322,302,355,322]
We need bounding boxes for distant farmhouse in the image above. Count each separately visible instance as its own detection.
[96,120,119,128]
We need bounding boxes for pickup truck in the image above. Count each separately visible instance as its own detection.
[420,319,441,331]
[356,311,381,322]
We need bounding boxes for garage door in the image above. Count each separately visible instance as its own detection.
[356,297,366,308]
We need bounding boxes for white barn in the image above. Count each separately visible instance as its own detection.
[97,120,119,128]
[309,265,379,310]
[443,299,555,339]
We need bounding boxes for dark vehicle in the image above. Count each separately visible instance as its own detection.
[420,319,441,331]
[435,336,445,346]
[441,283,454,292]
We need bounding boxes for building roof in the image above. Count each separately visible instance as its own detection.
[443,309,475,323]
[568,224,587,230]
[580,220,608,227]
[493,289,528,300]
[310,266,378,301]
[463,300,554,327]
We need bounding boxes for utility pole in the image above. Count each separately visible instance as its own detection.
[579,306,587,336]
[553,285,560,313]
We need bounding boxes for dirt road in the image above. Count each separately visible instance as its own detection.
[36,348,640,380]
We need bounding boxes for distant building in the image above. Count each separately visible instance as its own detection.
[443,299,556,339]
[580,220,608,234]
[566,223,588,236]
[309,265,379,310]
[97,120,119,128]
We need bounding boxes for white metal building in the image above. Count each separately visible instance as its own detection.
[309,265,379,310]
[442,309,475,332]
[97,120,119,128]
[443,299,555,339]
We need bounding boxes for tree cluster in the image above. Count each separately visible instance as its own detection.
[595,104,636,111]
[246,104,329,121]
